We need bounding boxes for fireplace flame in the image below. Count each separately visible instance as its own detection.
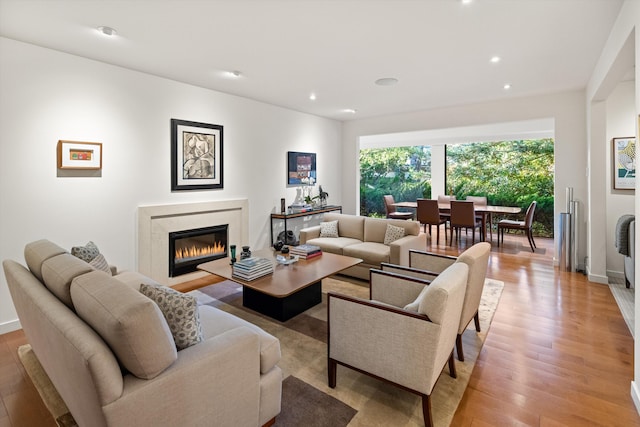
[175,241,226,261]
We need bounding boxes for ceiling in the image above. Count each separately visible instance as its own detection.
[0,0,626,121]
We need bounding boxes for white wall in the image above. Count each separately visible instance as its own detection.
[606,80,636,277]
[342,90,588,265]
[0,37,342,332]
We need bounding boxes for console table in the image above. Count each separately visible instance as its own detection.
[270,205,342,246]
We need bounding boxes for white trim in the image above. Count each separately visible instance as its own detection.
[587,272,610,284]
[0,319,21,335]
[631,381,640,416]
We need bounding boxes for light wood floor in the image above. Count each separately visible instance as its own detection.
[0,231,637,426]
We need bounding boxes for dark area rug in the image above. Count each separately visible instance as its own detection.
[275,376,356,427]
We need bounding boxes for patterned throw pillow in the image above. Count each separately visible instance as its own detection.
[320,220,339,238]
[384,224,406,245]
[140,283,203,350]
[89,253,112,275]
[71,241,100,263]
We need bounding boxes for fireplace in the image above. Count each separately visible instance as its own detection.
[169,225,228,277]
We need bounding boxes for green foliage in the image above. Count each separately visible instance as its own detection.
[359,139,555,236]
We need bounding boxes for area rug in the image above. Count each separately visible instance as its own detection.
[193,275,504,427]
[18,276,503,427]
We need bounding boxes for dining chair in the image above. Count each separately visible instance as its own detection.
[416,199,446,245]
[383,195,413,220]
[498,201,537,252]
[449,201,483,246]
[466,196,492,241]
[437,195,456,227]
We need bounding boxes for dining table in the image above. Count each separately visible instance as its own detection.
[393,201,522,242]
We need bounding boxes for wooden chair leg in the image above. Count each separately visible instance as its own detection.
[474,311,481,332]
[436,224,440,244]
[422,394,433,427]
[328,358,337,388]
[448,351,457,377]
[456,334,464,362]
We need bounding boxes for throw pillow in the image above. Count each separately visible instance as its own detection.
[89,253,112,275]
[140,283,203,350]
[383,224,405,245]
[71,241,100,263]
[320,220,339,238]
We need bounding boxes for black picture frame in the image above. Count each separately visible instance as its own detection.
[171,119,223,191]
[287,151,316,186]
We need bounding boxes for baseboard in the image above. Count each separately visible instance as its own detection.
[631,381,640,416]
[0,319,21,335]
[587,272,609,284]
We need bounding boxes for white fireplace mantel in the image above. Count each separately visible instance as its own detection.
[138,199,249,285]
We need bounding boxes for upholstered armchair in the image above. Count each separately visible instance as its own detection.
[403,242,491,362]
[327,263,469,427]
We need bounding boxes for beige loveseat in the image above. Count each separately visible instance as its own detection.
[3,239,282,427]
[299,213,425,280]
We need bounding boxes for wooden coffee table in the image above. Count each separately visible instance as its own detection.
[198,249,362,321]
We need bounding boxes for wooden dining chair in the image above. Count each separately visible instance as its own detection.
[437,195,456,227]
[416,199,447,245]
[498,201,537,252]
[449,201,483,246]
[383,195,413,220]
[466,196,492,241]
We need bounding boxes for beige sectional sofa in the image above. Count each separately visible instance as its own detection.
[3,239,282,427]
[299,213,425,280]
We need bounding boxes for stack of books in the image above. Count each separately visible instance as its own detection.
[290,244,322,259]
[232,257,274,281]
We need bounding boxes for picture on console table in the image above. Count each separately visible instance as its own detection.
[171,119,223,191]
[287,151,316,185]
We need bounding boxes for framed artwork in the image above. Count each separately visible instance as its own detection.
[57,140,102,170]
[613,136,636,190]
[171,119,223,191]
[287,151,316,185]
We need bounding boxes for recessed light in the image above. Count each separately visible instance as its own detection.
[461,0,473,4]
[97,26,117,36]
[490,56,501,63]
[342,108,357,114]
[228,70,242,78]
[375,78,399,86]
[309,93,317,101]
[503,83,512,90]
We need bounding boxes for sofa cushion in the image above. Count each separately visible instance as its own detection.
[320,220,339,238]
[323,213,365,240]
[199,305,281,374]
[41,253,94,309]
[140,283,204,350]
[343,242,390,266]
[418,263,469,324]
[71,271,177,379]
[24,239,67,282]
[305,237,362,255]
[113,270,162,291]
[383,224,406,245]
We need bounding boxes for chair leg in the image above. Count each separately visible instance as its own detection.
[474,311,481,332]
[456,334,464,362]
[328,358,337,388]
[436,224,440,245]
[422,394,433,427]
[526,230,535,252]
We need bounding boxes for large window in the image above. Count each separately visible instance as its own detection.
[359,146,431,217]
[446,139,554,236]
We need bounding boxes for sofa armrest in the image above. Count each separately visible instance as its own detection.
[299,226,321,244]
[108,327,266,427]
[380,263,439,281]
[389,234,427,266]
[370,269,430,308]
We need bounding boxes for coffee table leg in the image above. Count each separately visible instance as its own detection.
[242,281,322,322]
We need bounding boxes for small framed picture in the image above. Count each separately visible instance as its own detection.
[171,119,223,191]
[287,151,316,185]
[57,140,102,170]
[613,137,636,190]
